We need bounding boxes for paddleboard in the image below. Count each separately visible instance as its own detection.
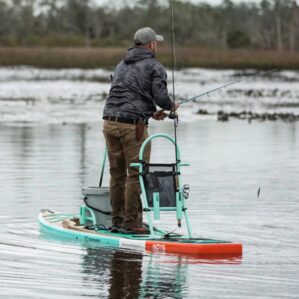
[39,210,242,258]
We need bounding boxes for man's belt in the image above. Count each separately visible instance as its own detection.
[103,116,146,125]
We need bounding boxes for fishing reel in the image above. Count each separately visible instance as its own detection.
[168,111,179,127]
[168,111,178,120]
[182,184,190,199]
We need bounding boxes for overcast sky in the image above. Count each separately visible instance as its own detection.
[99,0,254,6]
[99,0,299,6]
[190,0,299,3]
[98,0,299,9]
[185,0,261,4]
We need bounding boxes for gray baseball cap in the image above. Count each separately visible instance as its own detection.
[134,27,164,45]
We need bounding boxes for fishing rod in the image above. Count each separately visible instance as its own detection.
[169,0,178,154]
[169,0,183,228]
[180,68,277,105]
[166,68,277,119]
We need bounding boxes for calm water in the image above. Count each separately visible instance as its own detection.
[1,67,299,123]
[1,119,299,298]
[1,67,299,298]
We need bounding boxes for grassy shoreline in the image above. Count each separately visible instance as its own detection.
[1,47,299,69]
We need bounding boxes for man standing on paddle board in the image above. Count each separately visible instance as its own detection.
[102,27,178,234]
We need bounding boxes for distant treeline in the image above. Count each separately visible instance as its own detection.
[0,0,298,51]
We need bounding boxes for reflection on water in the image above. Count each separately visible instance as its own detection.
[83,248,143,298]
[1,120,299,298]
[82,247,188,299]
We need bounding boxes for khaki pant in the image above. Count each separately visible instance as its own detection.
[103,120,151,229]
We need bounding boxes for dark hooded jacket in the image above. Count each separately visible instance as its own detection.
[103,47,173,120]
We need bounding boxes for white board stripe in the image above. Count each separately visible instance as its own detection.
[119,238,146,251]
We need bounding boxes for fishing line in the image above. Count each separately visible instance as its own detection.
[169,0,179,164]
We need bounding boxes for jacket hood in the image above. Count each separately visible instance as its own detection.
[124,47,154,64]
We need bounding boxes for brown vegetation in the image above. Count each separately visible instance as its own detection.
[0,47,123,69]
[1,47,299,69]
[196,110,299,123]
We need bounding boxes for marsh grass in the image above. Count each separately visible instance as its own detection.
[0,47,299,69]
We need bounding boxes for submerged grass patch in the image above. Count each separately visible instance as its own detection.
[1,47,299,69]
